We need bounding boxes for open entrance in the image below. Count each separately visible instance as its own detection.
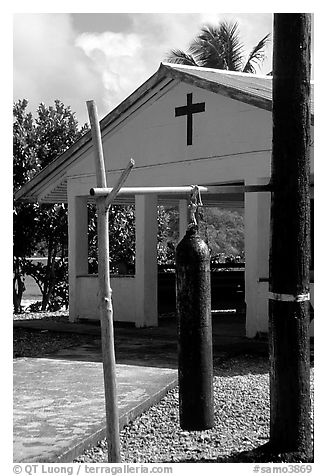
[82,184,246,334]
[157,204,245,334]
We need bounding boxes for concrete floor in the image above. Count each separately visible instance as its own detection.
[14,354,177,463]
[14,313,265,463]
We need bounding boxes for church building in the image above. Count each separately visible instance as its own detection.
[15,62,314,337]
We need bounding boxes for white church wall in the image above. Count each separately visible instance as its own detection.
[75,275,137,322]
[67,82,273,186]
[245,178,314,338]
[67,150,272,197]
[67,193,88,323]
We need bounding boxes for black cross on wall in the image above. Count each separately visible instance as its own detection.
[175,93,205,146]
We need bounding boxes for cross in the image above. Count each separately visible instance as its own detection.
[175,93,205,146]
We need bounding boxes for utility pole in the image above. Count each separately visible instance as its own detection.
[269,14,312,457]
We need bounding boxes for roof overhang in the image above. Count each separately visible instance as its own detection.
[14,62,314,204]
[14,65,172,203]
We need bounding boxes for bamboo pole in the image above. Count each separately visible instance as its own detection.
[104,158,135,209]
[86,100,121,463]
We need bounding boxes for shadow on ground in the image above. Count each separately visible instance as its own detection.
[14,312,313,374]
[14,313,271,371]
[171,443,314,463]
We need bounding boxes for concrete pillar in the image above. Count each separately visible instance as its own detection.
[135,194,158,327]
[178,199,189,241]
[67,195,89,322]
[244,177,271,337]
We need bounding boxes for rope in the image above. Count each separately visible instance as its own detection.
[189,185,203,225]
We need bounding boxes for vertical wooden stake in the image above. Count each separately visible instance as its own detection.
[87,100,121,463]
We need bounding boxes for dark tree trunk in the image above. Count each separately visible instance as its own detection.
[41,242,57,311]
[13,261,25,313]
[269,13,312,457]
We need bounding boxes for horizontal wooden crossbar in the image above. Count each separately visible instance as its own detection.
[90,184,272,197]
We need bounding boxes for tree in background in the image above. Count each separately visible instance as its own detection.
[88,203,136,274]
[200,208,244,260]
[13,100,39,312]
[25,101,88,311]
[157,206,179,265]
[88,205,180,273]
[13,99,88,312]
[157,206,245,264]
[166,20,270,74]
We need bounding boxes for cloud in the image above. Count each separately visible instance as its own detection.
[13,13,201,124]
[129,13,210,63]
[72,14,208,120]
[13,13,273,126]
[13,13,107,124]
[75,30,145,110]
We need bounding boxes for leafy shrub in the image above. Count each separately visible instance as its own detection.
[27,301,42,312]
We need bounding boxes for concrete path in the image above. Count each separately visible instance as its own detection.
[13,342,177,463]
[14,314,264,463]
[13,347,177,463]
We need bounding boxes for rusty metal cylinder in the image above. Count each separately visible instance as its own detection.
[176,224,214,430]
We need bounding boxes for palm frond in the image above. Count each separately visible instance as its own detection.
[165,49,198,67]
[166,20,270,74]
[218,21,244,71]
[189,25,227,69]
[242,33,271,73]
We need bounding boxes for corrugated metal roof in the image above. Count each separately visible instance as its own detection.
[163,63,314,114]
[165,63,273,99]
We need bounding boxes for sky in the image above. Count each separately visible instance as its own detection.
[13,12,274,126]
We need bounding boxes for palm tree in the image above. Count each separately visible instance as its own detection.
[166,20,270,74]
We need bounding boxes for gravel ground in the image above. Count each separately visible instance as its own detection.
[74,355,314,464]
[13,311,314,463]
[13,327,96,358]
[13,309,69,322]
[13,311,95,358]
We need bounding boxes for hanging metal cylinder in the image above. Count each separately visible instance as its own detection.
[176,223,214,431]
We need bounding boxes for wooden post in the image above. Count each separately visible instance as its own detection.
[269,14,312,457]
[104,159,135,209]
[86,100,121,462]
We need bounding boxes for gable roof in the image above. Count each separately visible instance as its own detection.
[14,62,314,202]
[163,63,274,110]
